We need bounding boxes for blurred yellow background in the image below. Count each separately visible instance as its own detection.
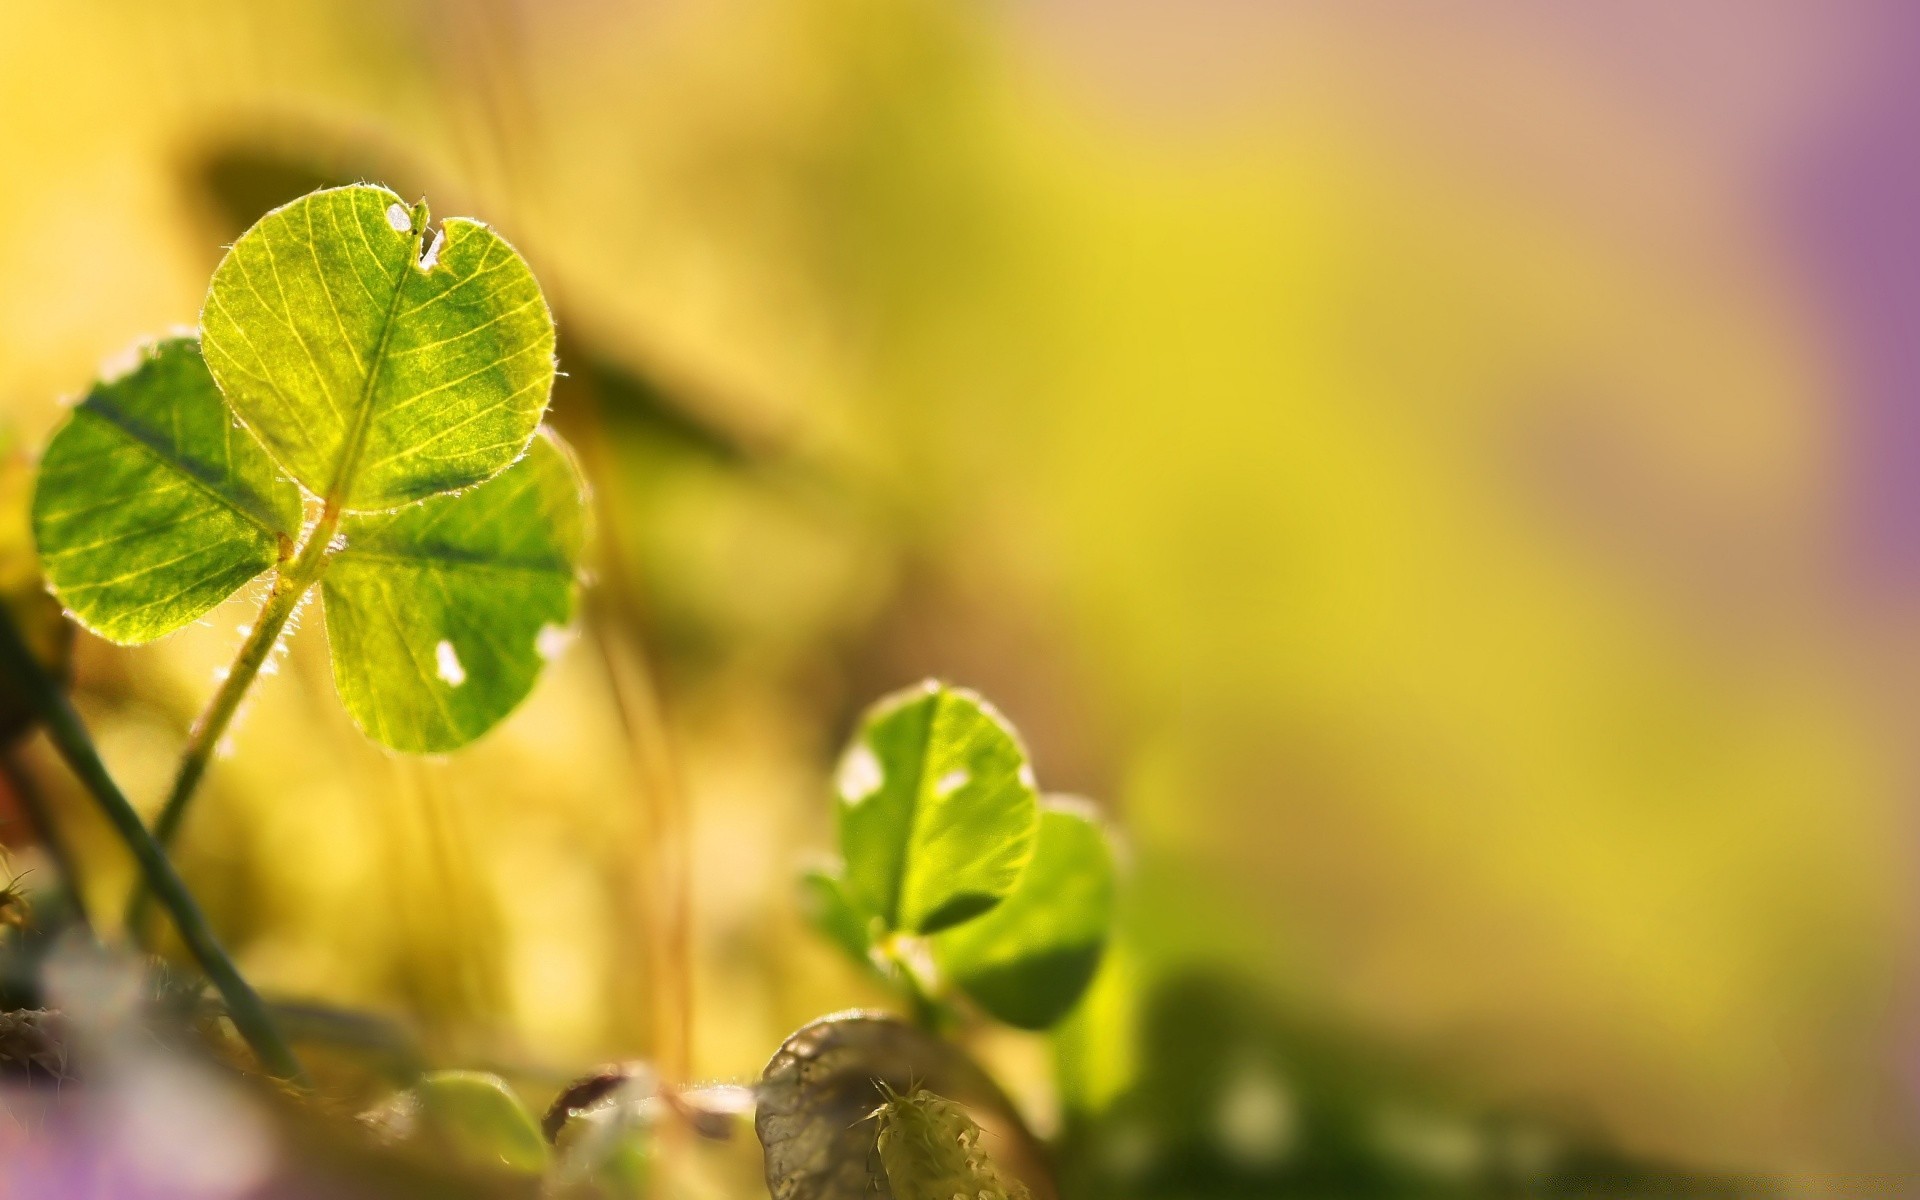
[2,0,1914,1184]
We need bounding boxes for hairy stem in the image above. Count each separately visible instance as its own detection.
[127,504,343,939]
[126,206,427,938]
[0,605,308,1084]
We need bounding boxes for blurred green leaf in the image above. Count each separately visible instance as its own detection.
[837,681,1039,935]
[201,184,553,511]
[799,863,880,969]
[323,429,587,752]
[935,798,1115,1030]
[1052,967,1770,1199]
[30,337,301,644]
[415,1069,551,1175]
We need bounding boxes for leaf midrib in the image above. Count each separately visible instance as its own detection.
[83,399,289,543]
[891,689,946,929]
[323,200,423,508]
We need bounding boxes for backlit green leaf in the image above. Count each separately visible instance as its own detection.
[934,798,1117,1029]
[799,864,880,969]
[201,184,554,511]
[837,682,1039,935]
[322,429,586,752]
[31,337,302,644]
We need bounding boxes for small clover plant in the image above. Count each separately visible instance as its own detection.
[33,185,585,757]
[805,680,1118,1031]
[3,184,586,1081]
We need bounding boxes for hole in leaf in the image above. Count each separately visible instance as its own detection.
[838,745,883,805]
[435,639,466,687]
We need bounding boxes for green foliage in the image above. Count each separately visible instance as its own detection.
[871,1085,1031,1200]
[413,1069,551,1175]
[799,864,880,970]
[1051,968,1773,1199]
[32,338,302,643]
[810,682,1115,1031]
[836,681,1039,935]
[934,797,1116,1030]
[323,431,587,752]
[201,185,554,511]
[28,188,584,752]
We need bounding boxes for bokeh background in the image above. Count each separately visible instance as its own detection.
[3,0,1919,1189]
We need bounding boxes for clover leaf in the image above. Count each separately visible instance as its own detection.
[815,685,1117,1031]
[835,681,1040,936]
[201,184,553,511]
[412,1070,551,1175]
[933,797,1117,1029]
[322,430,587,752]
[30,186,583,753]
[32,337,302,643]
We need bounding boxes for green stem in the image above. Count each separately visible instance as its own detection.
[124,206,427,939]
[127,504,343,939]
[880,934,949,1033]
[0,605,308,1084]
[129,204,429,934]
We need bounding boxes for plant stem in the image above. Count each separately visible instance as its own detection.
[880,935,948,1032]
[126,505,342,939]
[129,205,428,931]
[0,605,308,1084]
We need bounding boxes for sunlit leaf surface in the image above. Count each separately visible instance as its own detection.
[201,184,554,511]
[836,682,1039,934]
[934,797,1116,1030]
[31,337,301,644]
[323,429,587,752]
